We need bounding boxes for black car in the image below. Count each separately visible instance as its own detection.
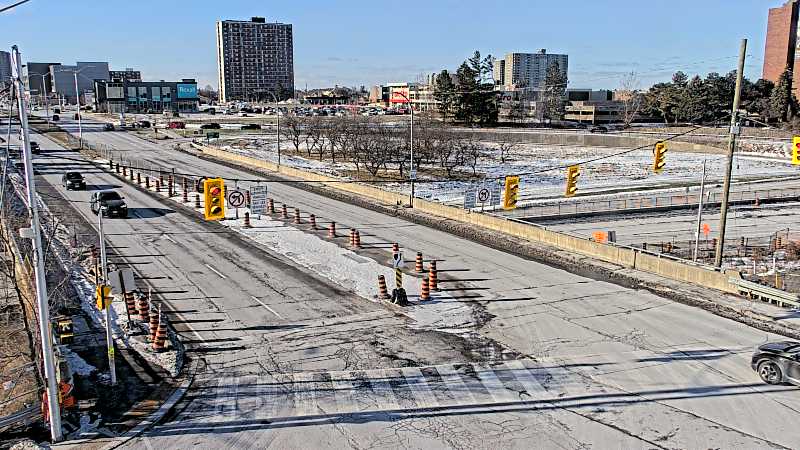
[589,126,608,133]
[751,341,800,385]
[136,120,151,128]
[53,107,61,114]
[200,123,221,130]
[73,113,80,120]
[241,123,261,130]
[30,141,40,154]
[51,114,60,122]
[90,190,128,218]
[103,123,115,131]
[62,172,86,190]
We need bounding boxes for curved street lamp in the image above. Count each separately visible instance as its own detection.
[392,90,415,207]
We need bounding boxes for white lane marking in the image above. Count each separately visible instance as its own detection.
[163,234,177,244]
[251,295,284,319]
[132,210,143,219]
[205,263,227,279]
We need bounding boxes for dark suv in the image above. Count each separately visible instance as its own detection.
[30,141,40,154]
[62,172,86,190]
[751,341,800,385]
[90,190,128,218]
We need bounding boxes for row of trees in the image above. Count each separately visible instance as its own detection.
[279,115,503,178]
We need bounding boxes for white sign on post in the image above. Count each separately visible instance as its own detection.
[108,268,136,295]
[392,252,404,269]
[250,185,268,216]
[227,190,246,208]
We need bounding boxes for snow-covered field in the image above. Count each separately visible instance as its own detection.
[215,137,798,205]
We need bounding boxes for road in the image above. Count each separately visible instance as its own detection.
[23,115,800,448]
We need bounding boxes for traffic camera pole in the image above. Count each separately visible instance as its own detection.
[97,208,116,384]
[714,39,747,267]
[11,45,63,442]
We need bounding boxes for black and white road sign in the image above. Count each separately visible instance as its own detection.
[477,187,491,203]
[392,252,404,269]
[249,185,268,215]
[464,182,501,210]
[227,189,246,208]
[108,268,136,295]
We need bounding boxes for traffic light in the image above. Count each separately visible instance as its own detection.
[502,175,520,210]
[792,136,800,165]
[203,178,225,220]
[565,165,580,197]
[653,141,667,173]
[95,284,112,309]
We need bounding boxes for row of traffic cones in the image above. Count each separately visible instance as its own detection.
[122,291,168,352]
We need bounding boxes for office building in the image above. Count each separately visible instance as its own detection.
[763,0,800,98]
[494,50,568,90]
[0,51,11,86]
[94,78,198,114]
[109,68,142,82]
[216,16,294,103]
[51,61,110,104]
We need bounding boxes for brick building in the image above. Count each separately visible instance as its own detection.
[763,0,800,98]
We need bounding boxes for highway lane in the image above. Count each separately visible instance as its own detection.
[42,116,800,448]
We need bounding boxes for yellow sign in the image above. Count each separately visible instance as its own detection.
[792,136,800,165]
[203,178,226,220]
[95,284,112,309]
[502,176,520,210]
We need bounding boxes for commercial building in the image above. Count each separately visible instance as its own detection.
[109,68,142,82]
[94,78,198,114]
[763,0,800,98]
[0,51,11,86]
[22,62,59,98]
[564,101,624,124]
[50,61,110,104]
[216,16,294,103]
[494,50,568,90]
[370,82,438,111]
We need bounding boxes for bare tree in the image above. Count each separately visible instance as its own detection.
[618,72,643,129]
[280,114,305,153]
[496,135,518,164]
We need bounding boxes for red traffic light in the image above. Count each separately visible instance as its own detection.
[210,187,221,196]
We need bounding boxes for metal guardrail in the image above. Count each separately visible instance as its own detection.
[0,404,40,430]
[729,278,800,308]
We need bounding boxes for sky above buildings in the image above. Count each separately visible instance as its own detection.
[2,0,769,90]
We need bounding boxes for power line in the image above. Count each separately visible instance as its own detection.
[0,0,32,13]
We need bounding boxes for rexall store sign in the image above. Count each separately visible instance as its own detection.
[177,83,197,99]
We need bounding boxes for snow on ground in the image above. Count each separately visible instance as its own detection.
[63,348,97,377]
[214,137,799,205]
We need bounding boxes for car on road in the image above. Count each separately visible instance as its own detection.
[241,123,261,130]
[73,113,80,120]
[103,123,115,131]
[62,172,86,190]
[29,141,40,154]
[51,114,60,122]
[90,190,128,218]
[168,121,186,129]
[589,125,608,133]
[751,341,800,385]
[200,122,221,129]
[136,120,151,128]
[53,107,61,114]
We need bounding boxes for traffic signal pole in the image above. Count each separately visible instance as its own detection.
[97,208,116,385]
[11,45,63,442]
[714,39,747,268]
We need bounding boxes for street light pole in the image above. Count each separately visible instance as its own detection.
[394,91,414,207]
[264,90,280,166]
[11,45,63,442]
[97,208,116,385]
[693,159,707,262]
[73,71,83,148]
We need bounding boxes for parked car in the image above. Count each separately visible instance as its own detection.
[51,114,60,122]
[62,171,86,190]
[752,341,800,385]
[29,141,40,154]
[73,113,80,120]
[168,121,186,129]
[589,126,608,133]
[136,120,151,128]
[103,123,115,131]
[207,108,216,115]
[200,123,221,129]
[241,123,261,130]
[53,107,61,114]
[90,190,128,218]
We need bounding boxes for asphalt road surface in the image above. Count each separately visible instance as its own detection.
[18,115,800,449]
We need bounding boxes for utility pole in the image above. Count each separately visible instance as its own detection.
[693,159,707,262]
[97,208,116,384]
[73,71,83,148]
[714,39,747,268]
[11,45,63,442]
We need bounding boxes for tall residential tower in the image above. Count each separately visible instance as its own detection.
[493,50,568,91]
[215,16,294,103]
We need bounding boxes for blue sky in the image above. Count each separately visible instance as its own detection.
[1,0,770,90]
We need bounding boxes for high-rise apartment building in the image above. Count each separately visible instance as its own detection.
[216,16,294,103]
[0,51,11,86]
[494,50,568,90]
[763,0,800,98]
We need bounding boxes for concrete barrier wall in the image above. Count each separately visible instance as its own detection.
[191,142,738,294]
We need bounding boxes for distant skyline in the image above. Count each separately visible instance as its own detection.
[2,0,770,91]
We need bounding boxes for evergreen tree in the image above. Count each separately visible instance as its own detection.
[434,70,456,121]
[770,66,797,122]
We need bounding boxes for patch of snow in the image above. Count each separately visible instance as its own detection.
[64,347,97,377]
